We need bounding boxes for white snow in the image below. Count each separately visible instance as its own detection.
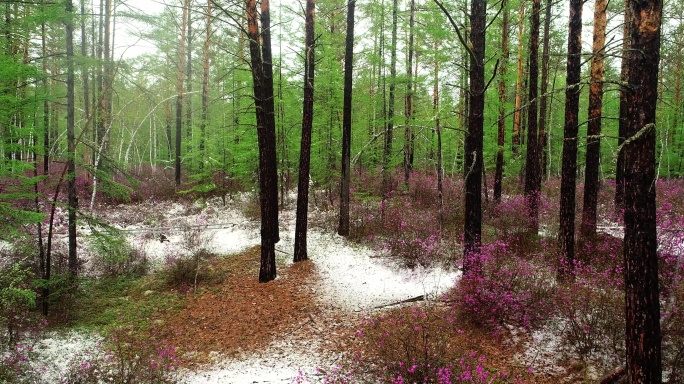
[29,197,459,383]
[181,338,328,384]
[28,330,103,381]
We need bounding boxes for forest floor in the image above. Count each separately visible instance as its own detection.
[30,194,607,383]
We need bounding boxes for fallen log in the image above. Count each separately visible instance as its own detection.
[372,295,425,309]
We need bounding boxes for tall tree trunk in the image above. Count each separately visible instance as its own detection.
[165,100,172,160]
[403,0,415,187]
[675,32,683,174]
[80,0,90,175]
[463,0,485,274]
[41,4,49,174]
[580,0,607,239]
[260,0,279,245]
[242,0,279,282]
[434,41,443,231]
[623,0,663,380]
[66,0,78,278]
[186,2,193,164]
[615,0,631,212]
[538,0,552,178]
[200,0,210,171]
[294,0,315,262]
[494,0,509,202]
[101,0,112,156]
[338,0,355,237]
[558,0,582,276]
[175,0,189,185]
[95,0,103,167]
[382,0,398,196]
[524,0,541,232]
[512,2,525,154]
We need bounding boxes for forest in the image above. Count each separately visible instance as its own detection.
[0,0,681,382]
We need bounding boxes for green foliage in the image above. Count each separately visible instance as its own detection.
[72,275,183,332]
[88,226,148,277]
[0,261,37,314]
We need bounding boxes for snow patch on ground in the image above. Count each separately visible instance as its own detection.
[31,198,460,383]
[28,330,103,381]
[181,338,328,384]
[515,325,567,377]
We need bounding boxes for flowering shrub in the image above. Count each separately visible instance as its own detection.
[60,325,182,384]
[378,197,450,268]
[162,250,218,293]
[450,241,556,330]
[316,306,518,383]
[0,313,46,383]
[555,275,624,366]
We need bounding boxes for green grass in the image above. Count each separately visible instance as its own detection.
[71,274,184,333]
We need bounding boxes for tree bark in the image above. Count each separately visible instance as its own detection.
[494,0,509,202]
[512,2,525,154]
[338,0,355,237]
[66,0,78,277]
[615,0,631,212]
[463,0,485,274]
[403,0,415,187]
[623,0,663,380]
[538,0,552,178]
[382,0,398,197]
[580,0,607,239]
[41,2,49,174]
[524,0,541,232]
[186,1,193,163]
[80,0,90,175]
[294,0,316,262]
[200,0,211,170]
[175,0,189,185]
[434,41,443,231]
[260,0,279,245]
[244,0,278,282]
[558,0,582,276]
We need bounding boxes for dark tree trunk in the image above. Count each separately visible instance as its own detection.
[260,0,279,245]
[538,0,552,178]
[524,0,541,232]
[463,0,485,274]
[403,0,415,187]
[294,0,315,262]
[101,0,112,157]
[580,0,607,239]
[186,2,193,162]
[558,0,582,276]
[80,0,89,174]
[200,0,210,170]
[176,0,188,185]
[434,46,443,230]
[165,100,172,161]
[512,2,525,155]
[66,0,77,278]
[615,0,631,212]
[244,0,278,282]
[95,0,103,165]
[382,0,398,197]
[623,0,663,380]
[338,0,355,237]
[41,7,49,174]
[494,0,509,202]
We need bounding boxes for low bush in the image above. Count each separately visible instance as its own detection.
[161,250,218,293]
[60,324,182,384]
[88,227,149,277]
[320,306,519,383]
[450,241,556,331]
